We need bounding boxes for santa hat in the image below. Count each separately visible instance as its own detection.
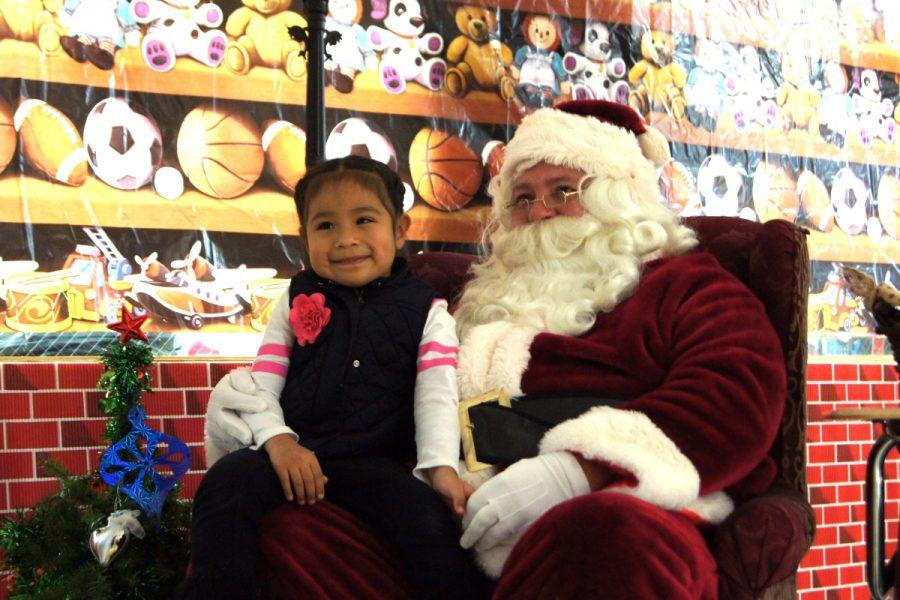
[497,100,671,188]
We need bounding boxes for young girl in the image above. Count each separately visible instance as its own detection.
[182,156,485,599]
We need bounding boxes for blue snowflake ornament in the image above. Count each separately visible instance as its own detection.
[100,406,191,517]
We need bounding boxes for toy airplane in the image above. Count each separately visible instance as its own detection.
[126,241,275,330]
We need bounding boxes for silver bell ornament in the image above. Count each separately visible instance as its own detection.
[89,509,145,566]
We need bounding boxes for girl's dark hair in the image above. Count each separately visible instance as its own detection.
[293,156,406,228]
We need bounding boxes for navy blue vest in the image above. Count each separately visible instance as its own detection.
[280,258,436,459]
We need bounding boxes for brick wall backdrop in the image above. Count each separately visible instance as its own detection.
[0,359,897,597]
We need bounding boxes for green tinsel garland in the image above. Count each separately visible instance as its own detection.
[0,339,192,599]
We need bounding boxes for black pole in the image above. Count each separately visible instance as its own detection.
[303,0,327,167]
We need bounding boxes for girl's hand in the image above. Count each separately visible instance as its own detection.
[429,466,473,519]
[264,434,328,504]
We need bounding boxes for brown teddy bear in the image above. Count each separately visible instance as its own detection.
[444,5,514,101]
[775,44,821,137]
[627,29,687,122]
[0,0,64,53]
[224,0,307,81]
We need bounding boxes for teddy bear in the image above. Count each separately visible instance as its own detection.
[627,29,687,122]
[323,0,374,93]
[817,61,854,147]
[58,0,139,70]
[510,13,570,113]
[366,0,446,94]
[223,0,307,81]
[130,0,226,72]
[850,67,895,146]
[444,5,514,101]
[562,20,628,104]
[725,45,777,132]
[683,37,727,132]
[775,43,821,137]
[839,0,878,46]
[0,0,64,53]
[874,0,900,49]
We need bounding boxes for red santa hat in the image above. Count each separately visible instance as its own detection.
[496,100,671,188]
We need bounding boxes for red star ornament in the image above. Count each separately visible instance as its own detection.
[107,307,149,344]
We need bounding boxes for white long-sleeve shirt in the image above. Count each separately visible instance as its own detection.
[242,292,461,480]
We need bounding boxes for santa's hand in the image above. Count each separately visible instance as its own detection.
[460,452,590,552]
[204,367,267,465]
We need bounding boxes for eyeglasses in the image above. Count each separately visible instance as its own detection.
[506,186,585,213]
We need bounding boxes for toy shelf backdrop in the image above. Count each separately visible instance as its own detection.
[0,0,897,358]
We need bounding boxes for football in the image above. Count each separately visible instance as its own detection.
[14,99,88,186]
[262,119,306,192]
[0,96,14,175]
[83,98,164,190]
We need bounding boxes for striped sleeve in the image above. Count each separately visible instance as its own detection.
[413,299,462,481]
[244,292,299,449]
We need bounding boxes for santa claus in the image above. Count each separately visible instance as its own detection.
[203,100,786,598]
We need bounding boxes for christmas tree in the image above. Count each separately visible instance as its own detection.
[0,309,192,599]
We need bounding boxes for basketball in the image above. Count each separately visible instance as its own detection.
[797,170,834,232]
[176,103,264,198]
[481,140,505,180]
[877,173,900,239]
[0,96,14,175]
[409,128,482,211]
[752,161,799,223]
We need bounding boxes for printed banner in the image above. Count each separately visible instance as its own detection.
[0,0,897,358]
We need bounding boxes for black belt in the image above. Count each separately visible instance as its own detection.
[460,391,625,470]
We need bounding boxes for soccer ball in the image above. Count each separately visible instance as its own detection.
[325,117,414,211]
[325,117,398,169]
[84,98,163,190]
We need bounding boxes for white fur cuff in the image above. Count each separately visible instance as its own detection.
[539,406,700,510]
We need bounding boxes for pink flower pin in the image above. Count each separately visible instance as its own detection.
[289,293,331,346]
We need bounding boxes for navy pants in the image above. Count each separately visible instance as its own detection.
[182,448,488,599]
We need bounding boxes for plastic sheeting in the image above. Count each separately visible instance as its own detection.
[0,0,896,358]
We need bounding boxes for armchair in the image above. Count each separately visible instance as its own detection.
[254,215,814,599]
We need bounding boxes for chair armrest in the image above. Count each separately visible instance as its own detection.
[712,486,816,600]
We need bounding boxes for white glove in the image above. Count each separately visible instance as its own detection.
[204,367,267,466]
[460,452,590,552]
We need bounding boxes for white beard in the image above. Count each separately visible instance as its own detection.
[455,216,640,339]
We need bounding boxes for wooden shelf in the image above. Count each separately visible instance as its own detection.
[0,40,517,126]
[457,0,900,76]
[650,112,900,171]
[806,228,900,264]
[0,171,490,242]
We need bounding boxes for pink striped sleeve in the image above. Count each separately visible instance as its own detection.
[252,360,289,377]
[418,341,458,357]
[417,357,457,372]
[257,343,291,358]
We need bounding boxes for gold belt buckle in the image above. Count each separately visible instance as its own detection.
[459,389,511,472]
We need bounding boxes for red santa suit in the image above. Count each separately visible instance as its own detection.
[457,250,785,597]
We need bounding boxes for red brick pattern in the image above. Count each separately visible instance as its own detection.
[799,360,900,599]
[0,358,897,597]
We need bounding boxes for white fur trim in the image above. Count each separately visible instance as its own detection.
[500,108,661,184]
[539,406,700,510]
[456,321,538,400]
[475,541,517,579]
[637,127,671,168]
[682,491,734,524]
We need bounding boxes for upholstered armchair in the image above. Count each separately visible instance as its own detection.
[256,215,814,599]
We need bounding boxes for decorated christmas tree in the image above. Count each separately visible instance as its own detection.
[0,309,193,599]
